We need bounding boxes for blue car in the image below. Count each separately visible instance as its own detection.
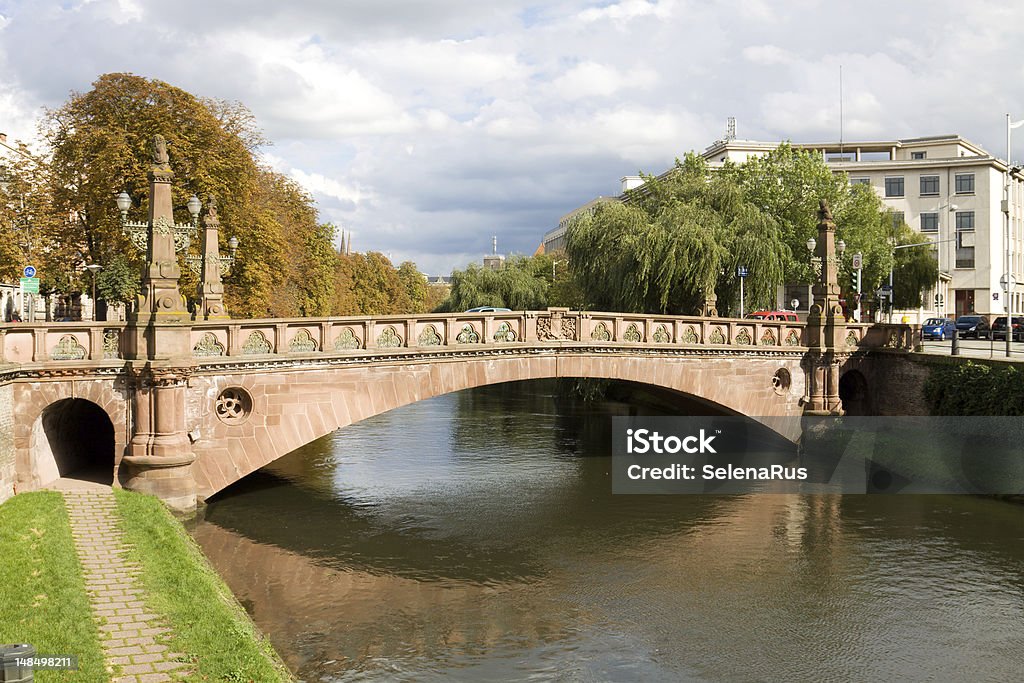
[922,317,956,340]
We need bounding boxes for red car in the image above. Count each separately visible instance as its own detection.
[746,311,799,322]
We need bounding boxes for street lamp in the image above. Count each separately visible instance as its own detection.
[551,258,567,280]
[115,191,201,252]
[85,263,103,321]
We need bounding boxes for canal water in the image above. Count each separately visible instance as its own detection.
[191,380,1024,682]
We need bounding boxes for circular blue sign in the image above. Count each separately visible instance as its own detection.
[23,265,36,278]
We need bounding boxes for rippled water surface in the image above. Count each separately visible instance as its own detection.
[191,381,1024,682]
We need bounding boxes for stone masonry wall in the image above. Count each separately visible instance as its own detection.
[0,382,14,504]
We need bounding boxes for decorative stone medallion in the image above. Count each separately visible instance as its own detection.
[785,330,800,346]
[334,328,360,350]
[51,335,87,360]
[623,323,642,343]
[652,324,671,343]
[418,325,442,346]
[289,329,318,353]
[846,330,859,347]
[760,329,777,346]
[493,322,517,342]
[377,326,402,348]
[590,322,612,342]
[193,332,225,357]
[735,329,752,345]
[242,331,272,355]
[456,324,480,343]
[215,387,252,424]
[709,327,726,344]
[103,329,121,359]
[682,326,700,344]
[772,368,792,395]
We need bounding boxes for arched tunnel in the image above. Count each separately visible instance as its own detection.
[33,398,115,485]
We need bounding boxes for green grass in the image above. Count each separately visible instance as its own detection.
[0,492,108,682]
[112,489,292,682]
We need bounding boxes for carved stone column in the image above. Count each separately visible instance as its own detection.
[804,199,846,416]
[121,134,198,512]
[196,197,229,320]
[120,366,197,513]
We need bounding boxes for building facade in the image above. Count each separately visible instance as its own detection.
[547,134,1024,321]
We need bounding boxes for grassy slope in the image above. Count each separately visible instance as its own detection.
[0,491,108,682]
[113,489,292,682]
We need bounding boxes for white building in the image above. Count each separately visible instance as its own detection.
[546,134,1024,321]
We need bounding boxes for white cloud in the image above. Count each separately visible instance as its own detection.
[289,168,367,206]
[578,0,676,23]
[550,61,658,100]
[742,45,795,66]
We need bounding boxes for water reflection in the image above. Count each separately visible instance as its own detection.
[193,380,1024,682]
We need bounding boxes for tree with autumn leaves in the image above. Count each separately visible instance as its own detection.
[2,73,435,319]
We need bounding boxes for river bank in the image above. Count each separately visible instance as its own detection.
[0,489,292,682]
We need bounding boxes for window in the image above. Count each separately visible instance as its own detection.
[885,176,904,197]
[911,151,927,160]
[920,212,939,232]
[850,177,870,187]
[955,211,975,231]
[956,231,975,268]
[920,175,939,196]
[891,211,905,229]
[955,173,975,194]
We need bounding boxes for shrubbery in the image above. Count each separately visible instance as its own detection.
[924,361,1024,415]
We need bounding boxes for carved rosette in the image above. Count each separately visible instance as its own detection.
[760,329,778,346]
[241,331,273,355]
[785,330,801,346]
[590,322,612,342]
[682,326,699,344]
[709,327,726,344]
[623,323,642,343]
[51,335,87,360]
[377,327,402,348]
[735,329,752,345]
[193,332,225,357]
[418,326,442,346]
[652,325,671,343]
[334,328,361,350]
[493,322,517,342]
[456,324,480,343]
[289,330,318,353]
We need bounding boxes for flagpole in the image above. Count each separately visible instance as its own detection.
[1007,115,1024,357]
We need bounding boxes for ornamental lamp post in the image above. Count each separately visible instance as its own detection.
[84,263,103,321]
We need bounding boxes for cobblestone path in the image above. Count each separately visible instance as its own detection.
[62,490,191,682]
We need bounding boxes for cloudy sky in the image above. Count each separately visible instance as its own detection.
[2,0,1024,275]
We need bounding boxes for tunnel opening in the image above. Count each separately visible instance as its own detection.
[838,370,872,416]
[33,398,115,486]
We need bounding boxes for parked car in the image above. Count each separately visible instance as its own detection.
[990,316,1024,341]
[954,315,990,339]
[746,310,799,322]
[921,317,956,340]
[464,306,512,313]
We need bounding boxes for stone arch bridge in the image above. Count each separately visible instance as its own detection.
[0,308,916,511]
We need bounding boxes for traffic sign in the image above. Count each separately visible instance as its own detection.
[851,253,862,270]
[20,277,39,294]
[736,266,749,278]
[880,284,892,293]
[23,265,36,278]
[1000,273,1017,290]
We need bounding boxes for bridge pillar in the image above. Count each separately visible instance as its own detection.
[119,135,199,513]
[804,200,846,416]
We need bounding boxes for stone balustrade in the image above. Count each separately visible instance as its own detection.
[0,311,918,366]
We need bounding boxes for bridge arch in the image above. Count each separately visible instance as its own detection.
[190,352,807,499]
[15,380,129,492]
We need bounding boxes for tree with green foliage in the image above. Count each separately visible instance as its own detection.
[440,255,550,311]
[396,261,430,312]
[332,252,413,316]
[94,254,140,306]
[567,154,786,315]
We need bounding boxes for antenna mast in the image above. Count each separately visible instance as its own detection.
[839,65,844,154]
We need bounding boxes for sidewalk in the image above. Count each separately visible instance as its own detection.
[60,488,191,683]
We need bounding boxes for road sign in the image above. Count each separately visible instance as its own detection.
[1000,273,1017,290]
[20,277,39,294]
[23,265,36,278]
[736,266,749,278]
[851,253,862,270]
[880,284,892,293]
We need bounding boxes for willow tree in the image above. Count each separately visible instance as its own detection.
[440,255,550,312]
[567,154,785,315]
